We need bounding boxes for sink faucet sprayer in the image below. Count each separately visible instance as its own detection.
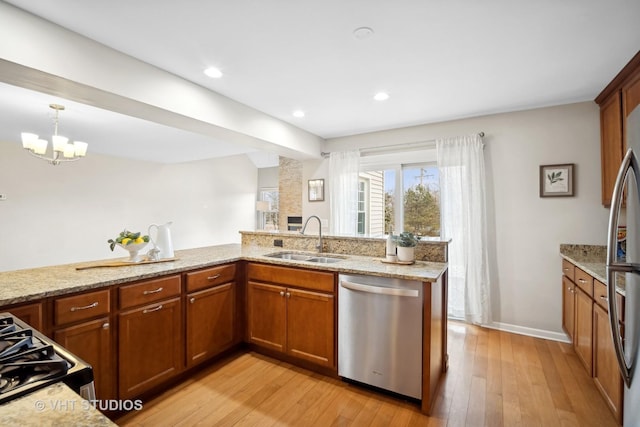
[300,215,323,253]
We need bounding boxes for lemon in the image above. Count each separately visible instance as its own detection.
[134,237,144,244]
[121,237,132,245]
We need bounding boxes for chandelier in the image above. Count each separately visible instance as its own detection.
[21,104,88,166]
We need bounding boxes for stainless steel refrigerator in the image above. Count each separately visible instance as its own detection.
[607,107,640,426]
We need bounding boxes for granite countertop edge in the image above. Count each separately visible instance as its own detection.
[0,383,116,426]
[0,244,448,307]
[559,245,625,296]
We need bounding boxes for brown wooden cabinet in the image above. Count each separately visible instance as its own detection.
[4,301,43,330]
[52,288,114,400]
[562,275,576,341]
[54,317,114,400]
[561,259,625,423]
[247,281,287,352]
[186,282,236,367]
[596,50,640,206]
[246,263,335,369]
[593,301,623,423]
[574,285,593,374]
[118,275,183,399]
[286,287,334,367]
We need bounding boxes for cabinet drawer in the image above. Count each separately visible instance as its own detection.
[185,264,236,293]
[119,275,181,309]
[562,259,575,281]
[55,289,111,326]
[247,263,335,293]
[594,280,624,323]
[575,268,593,297]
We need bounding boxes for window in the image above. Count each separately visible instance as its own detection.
[360,162,440,238]
[258,188,279,230]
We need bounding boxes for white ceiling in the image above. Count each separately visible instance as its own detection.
[2,0,640,164]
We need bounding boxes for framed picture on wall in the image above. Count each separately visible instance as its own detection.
[308,179,324,202]
[540,163,574,197]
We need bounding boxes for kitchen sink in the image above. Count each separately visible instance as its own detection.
[307,256,343,264]
[264,252,344,263]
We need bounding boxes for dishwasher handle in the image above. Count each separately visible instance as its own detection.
[340,280,420,297]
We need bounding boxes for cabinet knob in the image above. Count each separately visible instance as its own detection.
[102,322,109,329]
[190,297,196,304]
[286,292,291,298]
[279,291,285,297]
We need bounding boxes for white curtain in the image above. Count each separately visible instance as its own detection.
[329,150,360,236]
[437,134,491,325]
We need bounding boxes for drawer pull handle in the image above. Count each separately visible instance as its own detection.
[143,287,164,295]
[102,322,110,329]
[207,274,221,281]
[143,305,163,314]
[190,297,196,304]
[578,279,586,283]
[70,302,98,312]
[600,295,609,302]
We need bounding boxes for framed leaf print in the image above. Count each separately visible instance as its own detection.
[540,163,574,197]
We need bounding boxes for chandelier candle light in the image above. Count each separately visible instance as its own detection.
[21,104,88,166]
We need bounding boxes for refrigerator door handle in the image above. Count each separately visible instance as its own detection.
[606,147,634,387]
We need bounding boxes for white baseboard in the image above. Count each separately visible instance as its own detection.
[481,321,571,343]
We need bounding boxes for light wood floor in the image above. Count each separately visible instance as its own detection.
[116,322,620,426]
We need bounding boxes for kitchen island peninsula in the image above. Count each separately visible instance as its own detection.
[0,236,448,419]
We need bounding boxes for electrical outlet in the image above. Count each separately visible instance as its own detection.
[0,194,7,201]
[274,239,283,247]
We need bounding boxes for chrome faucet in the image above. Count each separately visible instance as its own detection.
[300,215,323,253]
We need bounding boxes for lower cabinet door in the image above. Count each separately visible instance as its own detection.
[54,317,114,400]
[574,287,593,374]
[118,297,182,399]
[247,281,286,352]
[562,276,575,341]
[186,282,236,368]
[286,288,335,368]
[593,303,623,424]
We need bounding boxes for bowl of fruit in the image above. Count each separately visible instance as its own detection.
[108,230,150,262]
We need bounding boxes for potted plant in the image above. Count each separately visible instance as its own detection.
[395,232,418,262]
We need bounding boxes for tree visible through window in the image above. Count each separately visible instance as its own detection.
[365,164,440,238]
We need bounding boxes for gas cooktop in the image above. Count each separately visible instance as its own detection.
[0,313,95,404]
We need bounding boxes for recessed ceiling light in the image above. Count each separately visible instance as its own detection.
[353,27,374,40]
[374,92,389,101]
[292,110,305,118]
[204,67,223,78]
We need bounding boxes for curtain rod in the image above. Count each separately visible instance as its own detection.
[321,132,485,158]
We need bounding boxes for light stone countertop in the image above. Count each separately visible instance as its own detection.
[0,383,116,427]
[559,243,625,296]
[0,244,448,307]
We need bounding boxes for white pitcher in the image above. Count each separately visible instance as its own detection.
[148,221,174,259]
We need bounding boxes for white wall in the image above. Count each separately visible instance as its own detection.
[323,101,609,338]
[0,141,257,271]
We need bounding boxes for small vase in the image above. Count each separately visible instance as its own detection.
[397,246,415,262]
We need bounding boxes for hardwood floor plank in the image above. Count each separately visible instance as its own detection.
[116,322,621,427]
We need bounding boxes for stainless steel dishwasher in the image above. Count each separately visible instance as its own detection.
[338,273,423,399]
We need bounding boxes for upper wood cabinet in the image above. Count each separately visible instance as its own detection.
[596,50,640,206]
